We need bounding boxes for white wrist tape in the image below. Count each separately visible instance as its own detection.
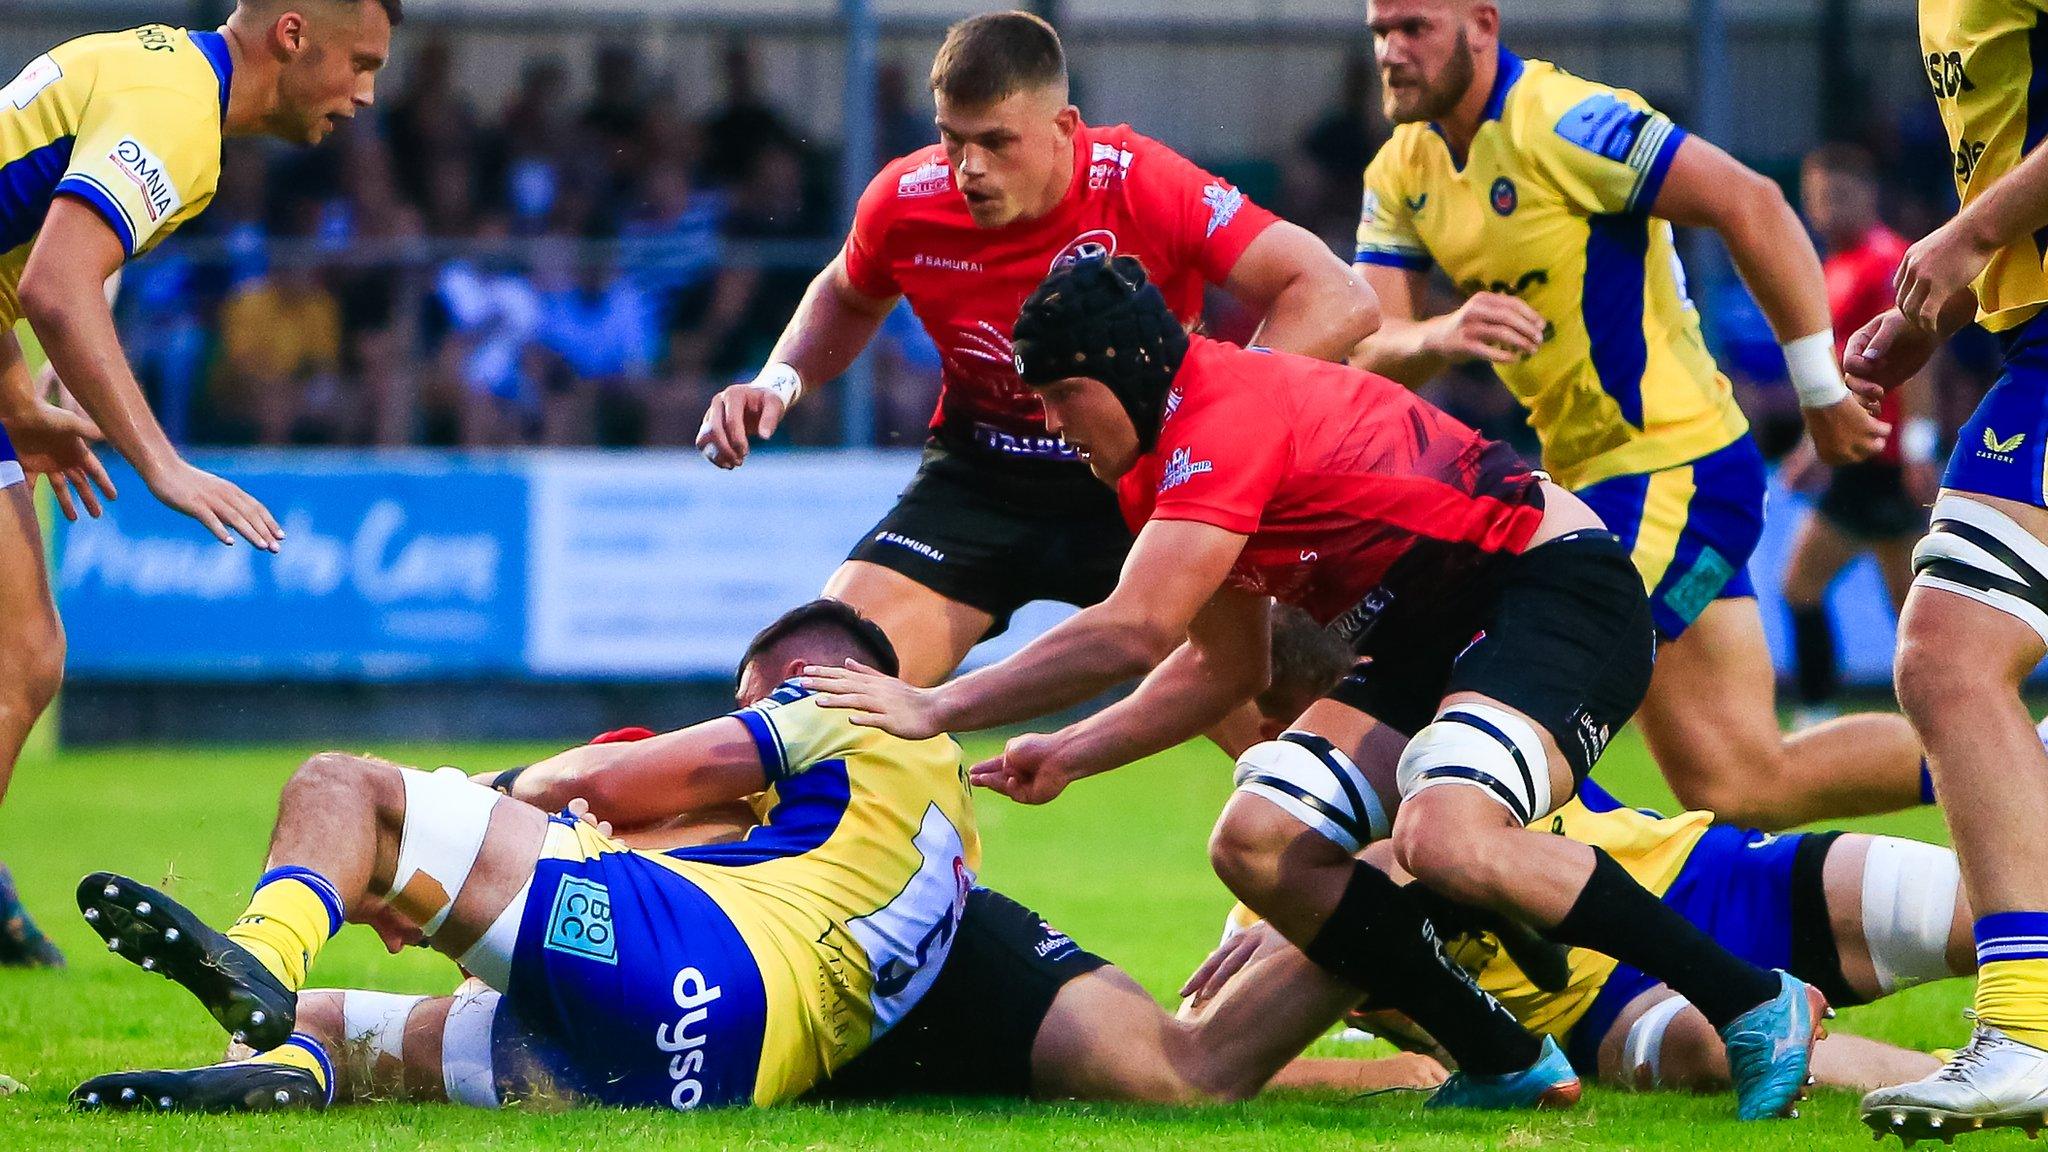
[751,361,803,408]
[1901,416,1941,462]
[1783,330,1851,409]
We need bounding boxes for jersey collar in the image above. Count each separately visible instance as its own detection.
[1427,45,1525,169]
[188,29,234,125]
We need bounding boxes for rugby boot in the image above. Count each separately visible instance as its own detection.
[76,872,295,1051]
[1863,1023,2048,1143]
[1426,1035,1581,1110]
[0,863,64,967]
[1722,970,1828,1119]
[73,1062,327,1114]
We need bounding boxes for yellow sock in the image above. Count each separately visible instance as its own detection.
[223,869,342,993]
[244,1034,333,1103]
[1976,959,2048,1050]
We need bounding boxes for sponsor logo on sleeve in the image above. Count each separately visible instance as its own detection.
[1158,446,1214,493]
[1089,141,1134,190]
[109,137,182,223]
[1202,182,1245,237]
[2,55,61,110]
[897,158,952,198]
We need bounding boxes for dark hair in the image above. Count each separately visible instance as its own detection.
[1256,605,1356,724]
[737,599,900,689]
[1804,142,1875,182]
[930,10,1066,105]
[246,0,403,24]
[1013,254,1188,452]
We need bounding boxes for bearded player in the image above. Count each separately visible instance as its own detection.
[1347,0,1921,832]
[808,256,1826,1119]
[694,10,1376,687]
[0,0,395,964]
[1848,0,2048,1138]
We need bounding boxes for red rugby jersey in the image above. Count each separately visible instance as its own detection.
[1825,224,1911,464]
[1117,337,1546,644]
[842,123,1278,459]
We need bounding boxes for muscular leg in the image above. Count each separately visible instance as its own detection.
[1823,834,1974,1004]
[1780,513,1862,713]
[1597,990,1939,1094]
[1638,597,1925,829]
[0,484,65,966]
[1874,535,1920,613]
[289,984,567,1108]
[822,561,994,687]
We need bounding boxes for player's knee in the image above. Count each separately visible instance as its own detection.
[1208,803,1289,908]
[1389,807,1499,907]
[287,752,403,815]
[0,619,64,716]
[1667,770,1784,831]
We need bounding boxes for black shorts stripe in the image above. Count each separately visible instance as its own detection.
[1921,519,2048,616]
[1240,772,1370,846]
[1415,765,1532,825]
[1439,709,1538,813]
[1278,731,1375,840]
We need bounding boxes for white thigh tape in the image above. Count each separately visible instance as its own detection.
[1395,703,1554,825]
[1913,494,2048,645]
[1861,835,1961,994]
[340,991,421,1067]
[391,767,498,937]
[1622,993,1689,1089]
[456,875,531,993]
[1233,733,1390,851]
[442,984,503,1110]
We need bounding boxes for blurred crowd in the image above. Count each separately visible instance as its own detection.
[119,37,1994,458]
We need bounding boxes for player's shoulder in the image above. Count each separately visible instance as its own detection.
[1507,56,1660,154]
[1089,122,1203,191]
[58,25,217,97]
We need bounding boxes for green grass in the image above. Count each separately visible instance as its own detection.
[0,726,2015,1149]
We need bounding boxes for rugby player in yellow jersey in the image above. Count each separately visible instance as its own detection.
[1189,778,1973,1096]
[1843,0,2048,1137]
[1347,0,1923,833]
[66,601,980,1113]
[0,0,396,966]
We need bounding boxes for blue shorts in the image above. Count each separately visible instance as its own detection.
[0,423,20,490]
[1943,311,2048,508]
[1564,825,1807,1075]
[494,815,770,1110]
[1573,436,1767,639]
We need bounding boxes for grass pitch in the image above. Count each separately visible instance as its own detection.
[0,723,2006,1149]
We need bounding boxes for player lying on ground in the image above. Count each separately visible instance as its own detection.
[0,0,398,967]
[1187,778,1972,1096]
[68,600,981,1112]
[696,10,1376,703]
[1348,0,1925,831]
[806,255,1827,1119]
[1845,0,2048,1138]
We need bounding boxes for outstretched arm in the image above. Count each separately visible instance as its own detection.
[696,252,899,467]
[499,720,769,830]
[1651,136,1889,464]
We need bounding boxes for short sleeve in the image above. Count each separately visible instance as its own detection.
[729,684,863,783]
[1147,382,1289,535]
[55,86,214,256]
[1355,151,1431,270]
[1531,84,1686,217]
[1130,140,1280,284]
[841,164,907,300]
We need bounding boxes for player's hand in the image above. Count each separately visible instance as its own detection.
[1844,308,1942,393]
[141,458,284,551]
[3,400,115,521]
[1803,395,1891,467]
[967,732,1076,806]
[695,383,788,469]
[1180,919,1290,1008]
[1896,216,1997,331]
[1425,292,1546,365]
[801,659,947,740]
[564,797,614,839]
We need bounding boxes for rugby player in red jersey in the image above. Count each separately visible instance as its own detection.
[1779,145,1941,722]
[694,10,1377,688]
[806,256,1828,1119]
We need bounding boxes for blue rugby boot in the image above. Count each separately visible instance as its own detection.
[1427,1035,1582,1110]
[1722,970,1829,1120]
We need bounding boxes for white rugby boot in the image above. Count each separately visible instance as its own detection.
[1862,1022,2048,1143]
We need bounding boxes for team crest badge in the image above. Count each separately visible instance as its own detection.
[1051,229,1117,272]
[1490,176,1517,216]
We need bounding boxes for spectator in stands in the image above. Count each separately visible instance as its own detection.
[876,60,937,162]
[432,218,544,445]
[213,259,346,446]
[330,124,427,445]
[384,37,477,209]
[1284,50,1385,253]
[623,162,749,444]
[534,239,660,445]
[703,39,803,186]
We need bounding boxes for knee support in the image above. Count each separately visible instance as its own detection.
[389,767,499,938]
[1232,732,1390,852]
[1620,992,1689,1089]
[1861,835,1963,994]
[442,981,503,1109]
[1913,494,2048,644]
[1395,703,1553,825]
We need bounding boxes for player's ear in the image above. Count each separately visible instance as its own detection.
[782,657,807,683]
[269,11,309,57]
[1468,3,1502,46]
[1053,103,1082,137]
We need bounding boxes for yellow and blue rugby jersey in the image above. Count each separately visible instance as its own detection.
[1357,48,1749,489]
[1920,0,2048,332]
[1445,780,1712,1040]
[643,682,979,1105]
[0,25,231,323]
